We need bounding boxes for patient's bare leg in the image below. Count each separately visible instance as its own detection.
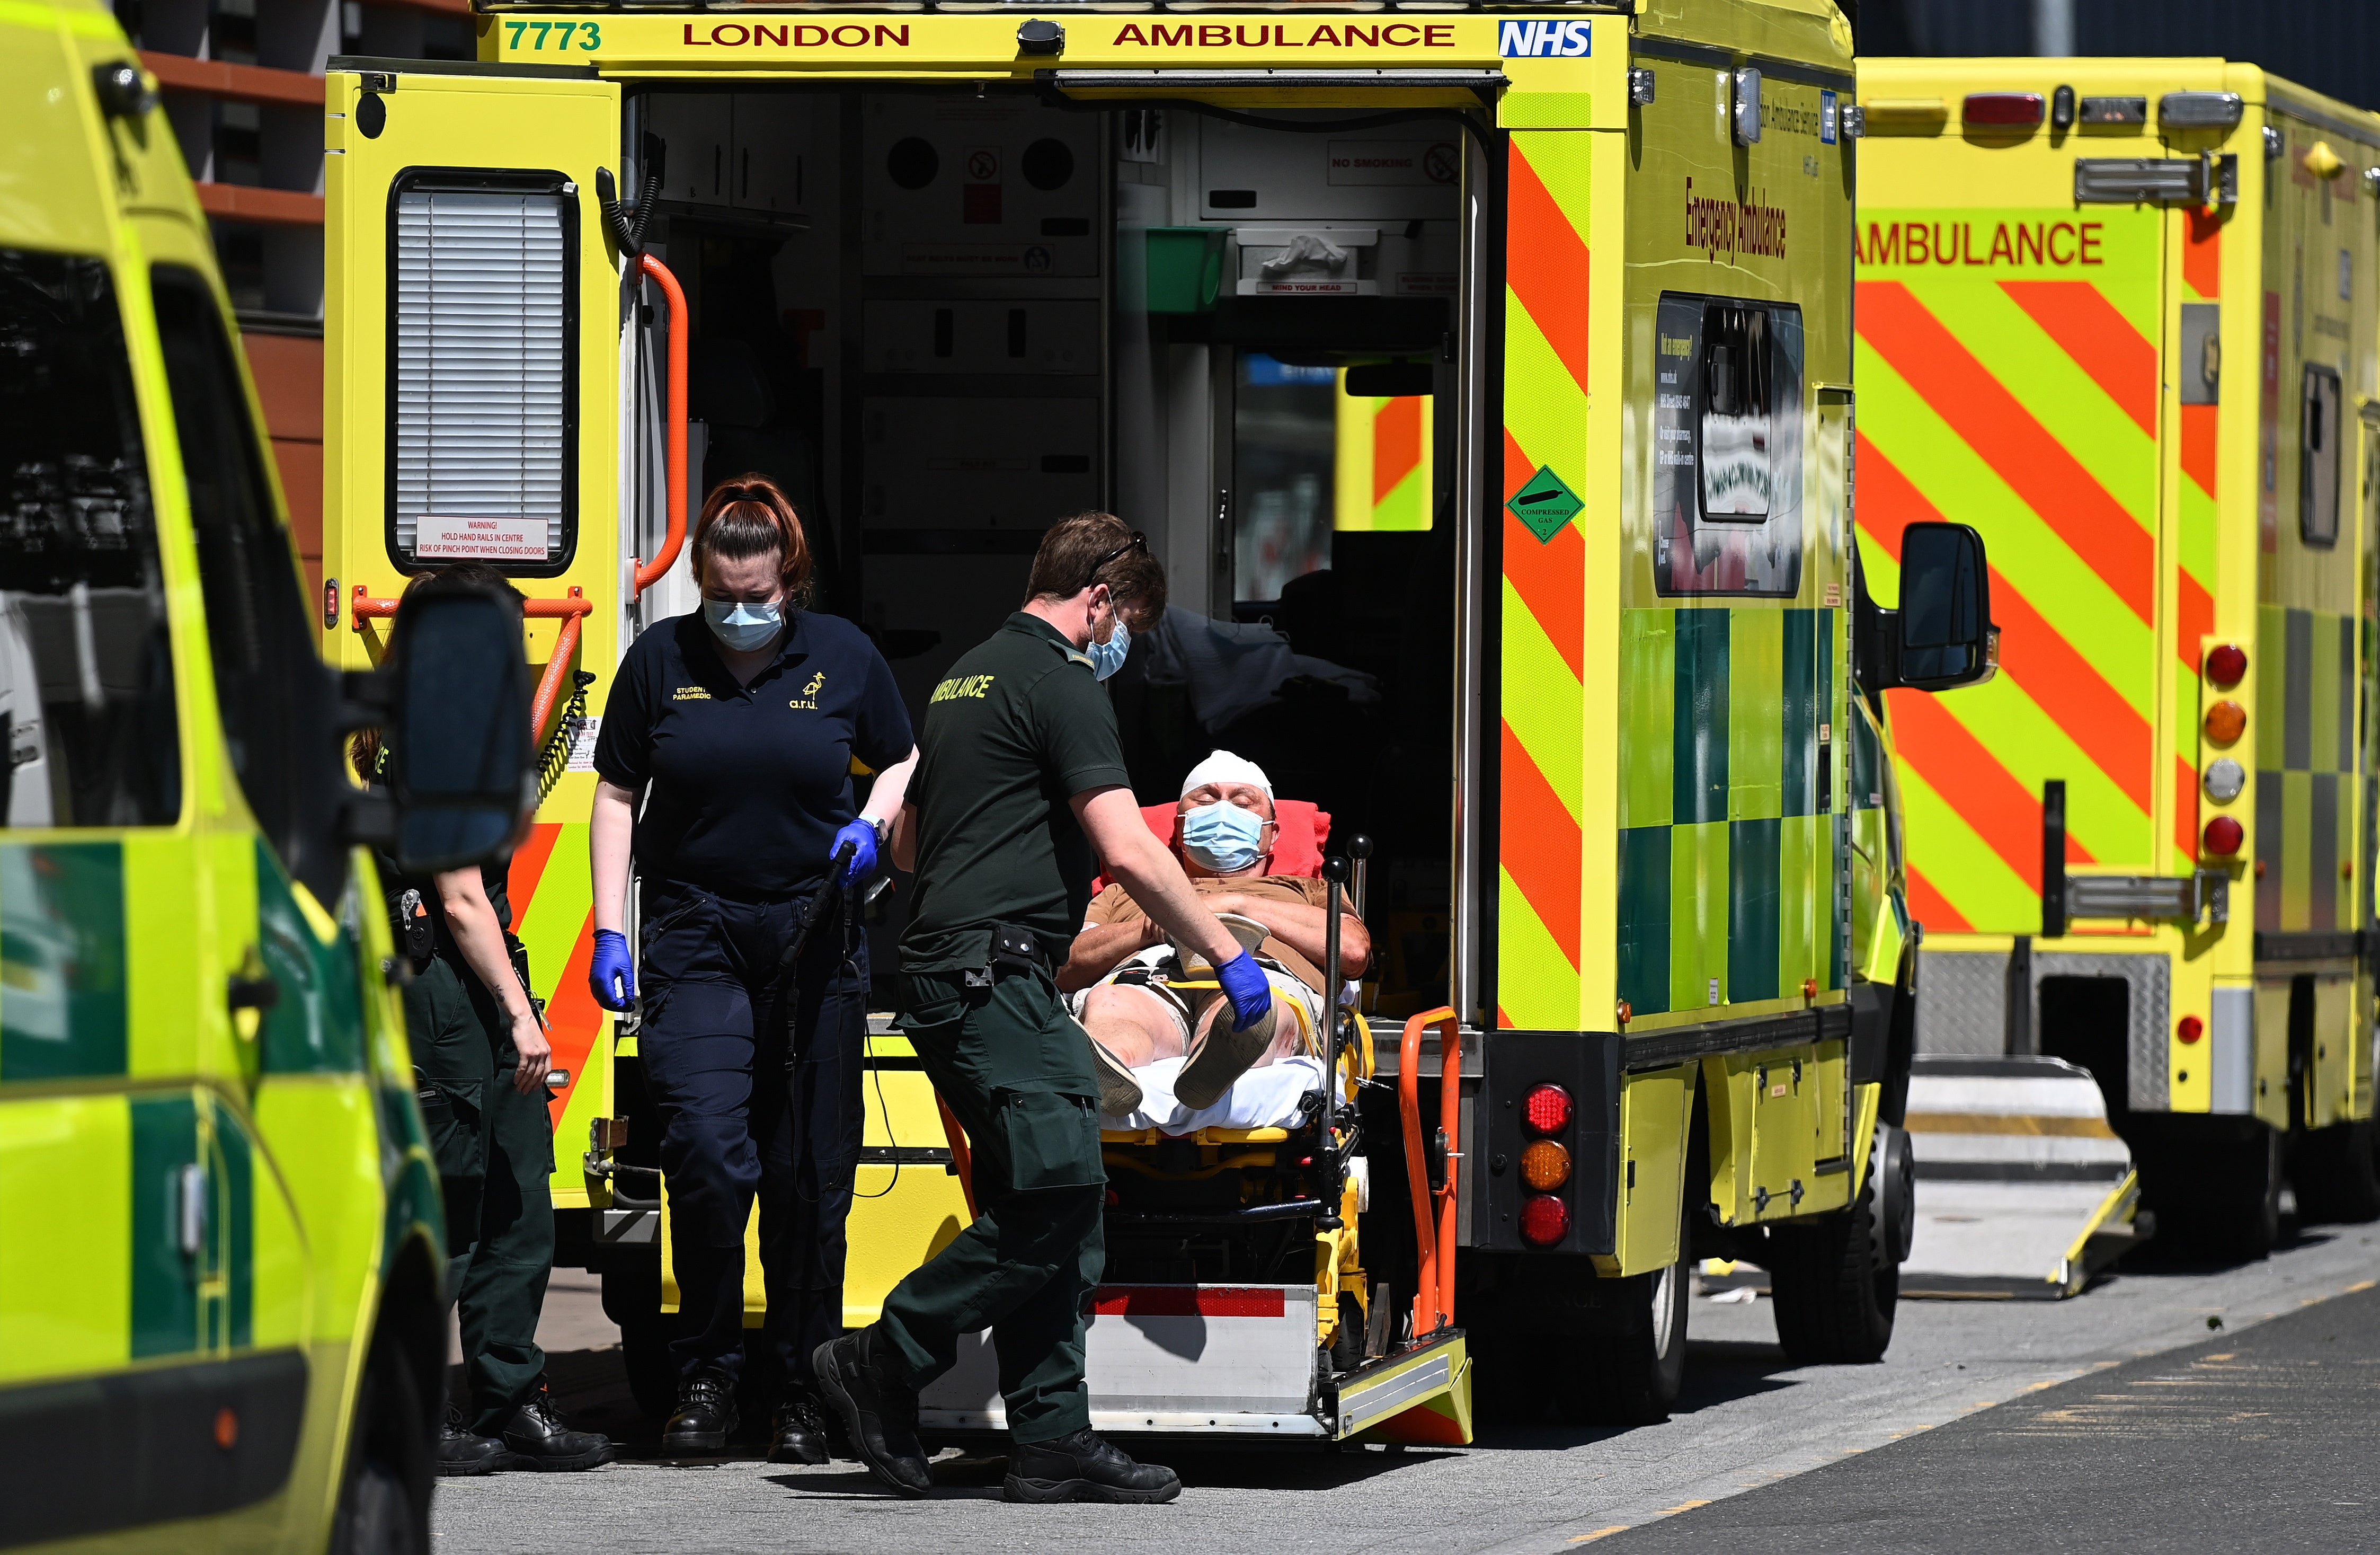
[1080,983,1189,1070]
[1191,991,1304,1070]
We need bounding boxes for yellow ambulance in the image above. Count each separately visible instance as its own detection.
[1857,59,2380,1260]
[319,0,1994,1435]
[2,3,532,1548]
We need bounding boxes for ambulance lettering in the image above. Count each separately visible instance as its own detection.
[930,673,996,703]
[1498,19,1592,58]
[1856,219,2105,267]
[681,21,910,48]
[1111,22,1455,48]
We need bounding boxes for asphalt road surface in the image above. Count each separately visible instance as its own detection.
[434,1224,2380,1555]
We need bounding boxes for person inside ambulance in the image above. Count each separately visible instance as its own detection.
[1057,750,1369,1122]
[585,474,919,1463]
[356,562,613,1476]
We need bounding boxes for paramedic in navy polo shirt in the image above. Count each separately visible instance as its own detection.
[585,474,917,1462]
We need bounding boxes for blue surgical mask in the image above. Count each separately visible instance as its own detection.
[1181,800,1267,874]
[703,598,783,653]
[1087,617,1131,682]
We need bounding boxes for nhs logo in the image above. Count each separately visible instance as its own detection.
[1499,19,1591,58]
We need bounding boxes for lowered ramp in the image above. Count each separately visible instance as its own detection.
[1899,1055,2147,1298]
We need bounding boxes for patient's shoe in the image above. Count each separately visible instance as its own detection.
[1173,913,1269,975]
[1173,992,1277,1112]
[1003,1428,1180,1504]
[1090,1039,1143,1119]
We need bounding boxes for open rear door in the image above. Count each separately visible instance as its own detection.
[322,60,627,1205]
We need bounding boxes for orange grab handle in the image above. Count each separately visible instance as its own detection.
[528,601,585,746]
[634,252,689,598]
[1400,1006,1462,1341]
[935,1091,978,1222]
[351,591,593,628]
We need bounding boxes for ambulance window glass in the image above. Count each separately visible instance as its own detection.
[1699,303,1772,520]
[2302,364,2341,547]
[387,174,577,576]
[154,267,347,899]
[0,249,181,829]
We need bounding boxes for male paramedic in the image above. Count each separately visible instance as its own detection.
[812,512,1276,1504]
[1058,750,1370,1120]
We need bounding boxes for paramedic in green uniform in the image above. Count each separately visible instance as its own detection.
[362,563,611,1476]
[813,513,1275,1504]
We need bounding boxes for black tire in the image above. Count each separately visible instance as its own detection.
[1555,1251,1689,1426]
[2156,1125,2283,1261]
[330,1330,434,1555]
[2293,1116,2380,1225]
[1768,1159,1897,1365]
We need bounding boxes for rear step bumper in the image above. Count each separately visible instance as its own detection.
[917,1284,1470,1441]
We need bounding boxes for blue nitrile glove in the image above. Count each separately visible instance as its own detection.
[589,929,637,1011]
[1216,949,1273,1032]
[831,819,879,887]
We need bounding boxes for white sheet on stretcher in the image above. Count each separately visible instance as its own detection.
[1102,1054,1328,1133]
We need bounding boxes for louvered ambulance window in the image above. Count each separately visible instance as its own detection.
[388,171,578,576]
[2301,363,2341,549]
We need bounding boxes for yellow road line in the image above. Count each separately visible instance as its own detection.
[1568,1526,1630,1544]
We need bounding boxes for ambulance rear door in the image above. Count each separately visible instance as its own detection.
[322,58,628,1205]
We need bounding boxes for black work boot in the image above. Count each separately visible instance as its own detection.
[812,1329,933,1496]
[1003,1429,1181,1504]
[437,1403,512,1477]
[663,1366,740,1455]
[497,1377,611,1471]
[767,1391,833,1466]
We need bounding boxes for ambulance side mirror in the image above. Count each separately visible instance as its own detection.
[347,587,536,873]
[1890,522,1998,692]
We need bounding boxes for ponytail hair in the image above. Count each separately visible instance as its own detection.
[692,473,813,604]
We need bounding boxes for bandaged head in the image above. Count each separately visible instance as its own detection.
[1178,750,1275,874]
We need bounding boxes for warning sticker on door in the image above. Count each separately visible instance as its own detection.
[564,714,602,773]
[416,515,548,560]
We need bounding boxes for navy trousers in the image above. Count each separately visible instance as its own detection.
[637,881,867,1391]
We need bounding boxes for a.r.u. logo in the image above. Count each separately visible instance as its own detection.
[1499,19,1591,58]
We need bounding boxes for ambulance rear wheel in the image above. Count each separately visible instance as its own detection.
[2292,1116,2380,1225]
[330,1328,432,1555]
[1768,1162,1897,1365]
[1553,1251,1689,1426]
[2155,1125,2283,1261]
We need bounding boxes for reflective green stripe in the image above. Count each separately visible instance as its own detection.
[1782,609,1819,816]
[1,842,128,1081]
[257,840,365,1074]
[1617,826,1671,1015]
[1674,611,1730,825]
[214,1095,254,1350]
[129,1092,198,1359]
[1728,817,1782,1002]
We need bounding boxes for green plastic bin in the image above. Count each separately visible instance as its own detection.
[1142,226,1227,314]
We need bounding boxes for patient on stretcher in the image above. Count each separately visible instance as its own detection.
[1057,750,1370,1124]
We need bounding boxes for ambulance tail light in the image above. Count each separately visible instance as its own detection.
[1965,92,2045,126]
[2205,643,2248,689]
[1519,1194,1570,1248]
[1520,1139,1573,1192]
[2204,816,2244,857]
[1522,1083,1574,1136]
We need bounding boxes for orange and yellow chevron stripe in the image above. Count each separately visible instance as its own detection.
[1496,129,1592,1030]
[1853,204,2205,933]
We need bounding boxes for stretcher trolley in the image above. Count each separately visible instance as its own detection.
[917,840,1473,1445]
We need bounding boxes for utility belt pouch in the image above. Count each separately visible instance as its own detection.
[990,924,1045,973]
[395,888,435,962]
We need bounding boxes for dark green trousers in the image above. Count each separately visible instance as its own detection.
[406,952,556,1435]
[877,966,1104,1444]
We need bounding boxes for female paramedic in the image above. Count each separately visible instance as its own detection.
[585,474,918,1461]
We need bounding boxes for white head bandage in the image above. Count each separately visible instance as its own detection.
[1181,749,1273,799]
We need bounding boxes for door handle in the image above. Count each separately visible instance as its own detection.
[228,973,279,1012]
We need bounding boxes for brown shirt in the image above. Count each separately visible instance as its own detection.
[1082,874,1336,991]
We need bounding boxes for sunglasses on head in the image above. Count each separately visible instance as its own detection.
[1082,531,1149,593]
